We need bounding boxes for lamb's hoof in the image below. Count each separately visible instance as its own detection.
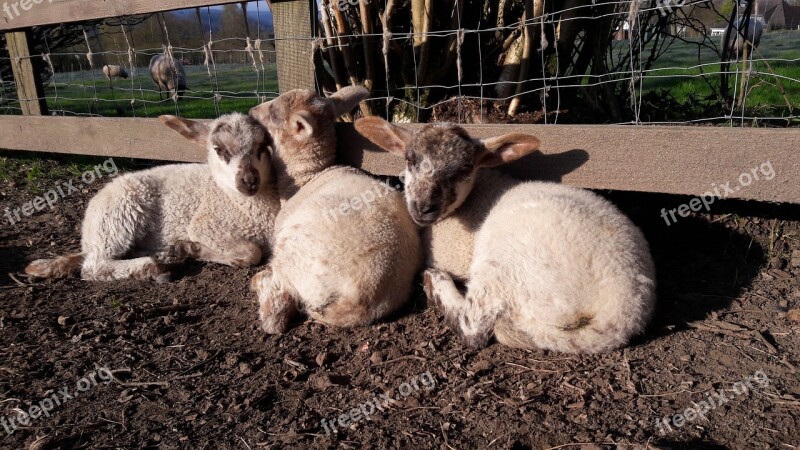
[422,269,446,307]
[141,262,172,283]
[158,240,201,264]
[258,291,295,334]
[154,271,173,284]
[250,267,272,293]
[230,242,262,268]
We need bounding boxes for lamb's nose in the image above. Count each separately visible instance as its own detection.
[242,173,258,190]
[418,202,437,215]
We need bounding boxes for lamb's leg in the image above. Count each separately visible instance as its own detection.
[251,265,299,334]
[82,256,171,283]
[80,188,172,282]
[164,239,262,268]
[423,269,499,349]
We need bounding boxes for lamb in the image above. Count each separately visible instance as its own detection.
[355,118,656,354]
[149,54,187,100]
[102,64,129,80]
[25,113,280,282]
[247,86,422,333]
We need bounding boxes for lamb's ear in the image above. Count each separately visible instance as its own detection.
[160,115,209,145]
[476,133,540,167]
[289,110,316,142]
[354,117,413,156]
[326,85,369,118]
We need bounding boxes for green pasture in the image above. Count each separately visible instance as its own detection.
[616,29,800,115]
[43,63,279,119]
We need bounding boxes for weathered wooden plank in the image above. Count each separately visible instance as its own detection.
[0,0,247,31]
[338,123,800,204]
[0,116,206,162]
[272,0,315,93]
[1,115,798,204]
[5,30,47,115]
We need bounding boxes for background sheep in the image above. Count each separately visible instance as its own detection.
[248,86,422,334]
[149,54,187,100]
[102,64,129,80]
[356,118,656,354]
[25,113,279,282]
[723,17,763,59]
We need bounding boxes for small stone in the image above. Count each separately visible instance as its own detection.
[239,362,253,375]
[57,316,73,326]
[310,373,334,390]
[468,359,492,376]
[786,309,800,322]
[315,351,329,367]
[771,269,792,279]
[369,351,384,364]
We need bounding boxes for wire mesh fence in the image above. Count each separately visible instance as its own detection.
[0,1,277,119]
[1,0,798,125]
[312,0,799,126]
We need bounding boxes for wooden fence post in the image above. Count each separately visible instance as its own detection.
[5,30,47,115]
[271,0,316,93]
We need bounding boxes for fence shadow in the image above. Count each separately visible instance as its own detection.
[501,148,590,182]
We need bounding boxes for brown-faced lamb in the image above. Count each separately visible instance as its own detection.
[355,118,656,354]
[247,86,422,333]
[25,113,280,282]
[149,54,187,100]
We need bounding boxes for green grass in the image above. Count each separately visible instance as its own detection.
[44,63,279,119]
[0,152,143,193]
[615,30,800,114]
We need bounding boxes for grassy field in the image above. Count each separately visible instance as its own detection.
[42,63,279,119]
[619,29,800,115]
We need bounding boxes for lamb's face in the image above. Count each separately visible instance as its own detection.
[403,125,480,226]
[207,113,273,197]
[249,90,335,165]
[356,116,541,227]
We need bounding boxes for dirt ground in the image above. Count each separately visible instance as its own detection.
[0,152,798,450]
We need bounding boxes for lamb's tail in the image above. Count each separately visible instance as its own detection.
[499,276,656,354]
[25,253,84,279]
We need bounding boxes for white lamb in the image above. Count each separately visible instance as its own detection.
[248,86,422,333]
[25,113,280,282]
[355,118,656,354]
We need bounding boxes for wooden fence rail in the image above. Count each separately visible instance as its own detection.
[1,0,799,204]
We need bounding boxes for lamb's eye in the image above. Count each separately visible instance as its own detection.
[214,145,232,162]
[406,153,417,167]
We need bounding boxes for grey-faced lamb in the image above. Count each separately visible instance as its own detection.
[25,113,280,282]
[355,118,656,354]
[149,54,187,100]
[102,64,129,80]
[247,86,422,333]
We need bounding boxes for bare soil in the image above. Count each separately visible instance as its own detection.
[1,152,798,450]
